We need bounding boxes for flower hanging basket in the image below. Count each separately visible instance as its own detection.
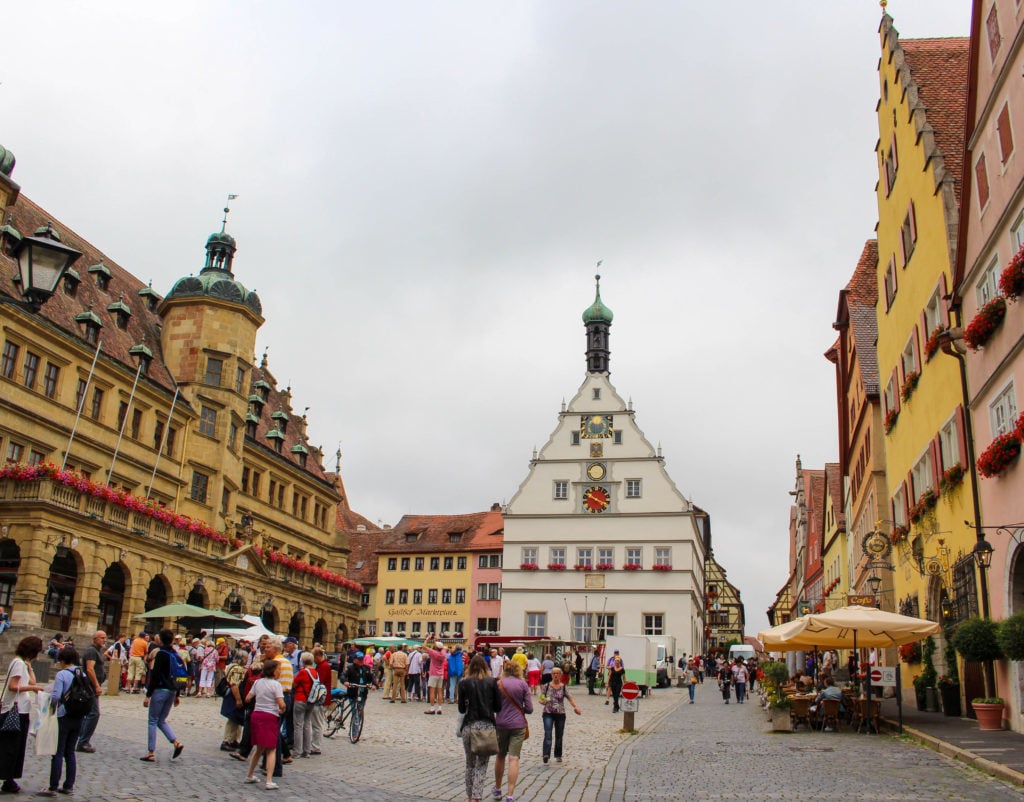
[977,432,1022,478]
[963,296,1007,350]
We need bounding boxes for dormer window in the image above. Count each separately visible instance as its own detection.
[245,412,258,439]
[88,260,112,291]
[271,410,288,434]
[254,380,271,403]
[266,428,285,453]
[291,442,309,468]
[107,294,131,329]
[449,532,463,543]
[74,308,102,344]
[63,268,80,297]
[129,342,153,376]
[138,281,160,312]
[248,394,264,417]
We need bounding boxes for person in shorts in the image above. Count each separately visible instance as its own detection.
[493,660,532,802]
[127,632,149,693]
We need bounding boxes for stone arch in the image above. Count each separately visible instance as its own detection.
[144,575,170,633]
[925,573,951,676]
[98,562,129,637]
[0,539,20,611]
[288,611,303,640]
[1008,537,1024,732]
[312,618,326,646]
[261,605,278,633]
[186,582,208,609]
[42,546,82,634]
[335,622,348,651]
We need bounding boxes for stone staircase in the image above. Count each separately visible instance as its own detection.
[0,625,62,682]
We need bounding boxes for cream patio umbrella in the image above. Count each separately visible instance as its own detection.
[758,605,942,733]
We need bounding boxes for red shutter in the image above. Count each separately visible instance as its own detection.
[998,103,1014,164]
[912,324,922,373]
[908,200,917,244]
[921,310,932,358]
[892,134,899,171]
[899,480,910,521]
[931,435,943,493]
[908,469,917,503]
[976,153,990,209]
[893,367,902,413]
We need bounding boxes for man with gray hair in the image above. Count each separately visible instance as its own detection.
[76,630,107,753]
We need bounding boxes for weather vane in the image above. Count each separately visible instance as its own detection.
[221,193,239,232]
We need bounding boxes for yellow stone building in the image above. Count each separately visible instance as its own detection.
[0,154,364,645]
[874,18,974,694]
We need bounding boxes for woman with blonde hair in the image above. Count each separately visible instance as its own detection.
[492,660,532,802]
[457,654,500,802]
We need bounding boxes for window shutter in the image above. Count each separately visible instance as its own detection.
[892,133,899,171]
[976,153,990,209]
[907,469,917,502]
[920,311,931,354]
[956,405,969,470]
[997,103,1014,164]
[893,367,902,413]
[912,324,922,372]
[931,435,943,492]
[908,200,917,243]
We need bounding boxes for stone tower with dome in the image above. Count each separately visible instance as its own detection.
[500,276,706,657]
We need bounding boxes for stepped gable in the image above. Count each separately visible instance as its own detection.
[0,194,176,392]
[883,15,969,203]
[247,362,332,487]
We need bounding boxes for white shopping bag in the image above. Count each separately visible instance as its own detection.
[35,704,58,757]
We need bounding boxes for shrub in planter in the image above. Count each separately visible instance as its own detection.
[996,610,1024,661]
[919,636,938,689]
[951,617,1004,663]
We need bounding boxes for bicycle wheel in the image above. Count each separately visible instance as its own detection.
[349,704,363,743]
[324,702,345,738]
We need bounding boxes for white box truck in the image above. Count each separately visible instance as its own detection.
[606,635,677,692]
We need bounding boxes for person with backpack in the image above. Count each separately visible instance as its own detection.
[37,645,92,796]
[140,629,185,763]
[291,652,324,758]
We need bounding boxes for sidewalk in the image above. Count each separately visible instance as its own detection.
[879,697,1024,787]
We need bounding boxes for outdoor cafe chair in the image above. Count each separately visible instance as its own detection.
[854,698,881,734]
[789,696,812,731]
[820,698,841,732]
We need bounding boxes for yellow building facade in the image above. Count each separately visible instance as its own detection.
[0,155,363,646]
[874,18,973,693]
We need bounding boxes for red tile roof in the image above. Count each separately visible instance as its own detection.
[824,462,845,532]
[899,37,970,204]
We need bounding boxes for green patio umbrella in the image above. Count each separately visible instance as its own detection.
[137,603,246,631]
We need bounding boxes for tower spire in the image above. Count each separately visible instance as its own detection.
[582,269,613,375]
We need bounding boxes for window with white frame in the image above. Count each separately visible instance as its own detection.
[570,432,580,446]
[655,547,671,566]
[977,255,1001,307]
[893,484,908,529]
[924,289,944,340]
[576,547,593,568]
[598,547,613,566]
[990,383,1019,436]
[1011,209,1024,253]
[939,416,961,470]
[521,547,538,567]
[573,612,615,641]
[613,431,622,445]
[625,548,641,567]
[553,480,568,500]
[643,614,664,636]
[410,622,421,636]
[383,621,393,635]
[911,451,933,501]
[884,376,898,415]
[526,612,546,637]
[901,336,918,378]
[549,547,566,567]
[884,257,898,308]
[625,479,642,498]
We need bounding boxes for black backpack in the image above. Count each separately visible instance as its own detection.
[60,667,94,719]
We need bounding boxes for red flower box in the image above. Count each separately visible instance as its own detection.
[520,562,539,571]
[999,245,1024,300]
[977,432,1022,478]
[547,563,567,571]
[900,371,920,402]
[924,327,945,361]
[574,564,593,571]
[891,525,909,544]
[938,463,964,495]
[595,563,615,571]
[884,409,899,434]
[652,564,672,572]
[964,297,1007,350]
[623,563,642,571]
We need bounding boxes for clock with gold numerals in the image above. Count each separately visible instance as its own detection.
[582,486,610,513]
[587,462,606,481]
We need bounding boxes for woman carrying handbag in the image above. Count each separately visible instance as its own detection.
[0,636,46,793]
[456,654,500,802]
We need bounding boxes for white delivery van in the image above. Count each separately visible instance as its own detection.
[728,644,756,663]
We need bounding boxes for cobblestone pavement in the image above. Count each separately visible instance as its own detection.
[13,682,1024,801]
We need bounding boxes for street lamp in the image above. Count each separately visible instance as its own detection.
[973,537,994,570]
[867,573,882,610]
[14,222,82,310]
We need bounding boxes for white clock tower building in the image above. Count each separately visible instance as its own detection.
[501,276,706,656]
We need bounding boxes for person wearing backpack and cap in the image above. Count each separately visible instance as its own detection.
[37,646,90,797]
[139,630,185,763]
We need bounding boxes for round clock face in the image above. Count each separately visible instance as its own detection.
[581,415,611,438]
[582,486,610,513]
[587,462,606,481]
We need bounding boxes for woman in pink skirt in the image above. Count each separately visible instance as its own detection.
[244,659,285,790]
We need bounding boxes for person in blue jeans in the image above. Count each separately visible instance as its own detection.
[682,661,697,703]
[38,646,84,797]
[732,659,749,704]
[447,646,464,702]
[539,668,581,764]
[140,629,184,762]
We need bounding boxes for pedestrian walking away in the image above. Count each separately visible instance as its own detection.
[493,661,532,802]
[457,654,501,802]
[38,646,89,797]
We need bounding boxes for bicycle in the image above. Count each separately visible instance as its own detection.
[323,684,372,743]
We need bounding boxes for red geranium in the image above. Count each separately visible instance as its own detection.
[977,432,1022,478]
[964,297,1007,350]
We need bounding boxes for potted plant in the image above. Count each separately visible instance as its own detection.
[760,661,793,731]
[996,610,1024,661]
[920,636,939,712]
[912,674,927,711]
[964,296,1008,350]
[924,326,946,360]
[951,617,1005,729]
[999,244,1024,300]
[976,432,1022,478]
[938,463,965,495]
[898,641,921,664]
[884,408,899,434]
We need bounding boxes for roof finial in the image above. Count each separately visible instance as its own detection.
[221,194,239,233]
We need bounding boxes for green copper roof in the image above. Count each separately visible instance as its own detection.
[107,296,131,317]
[64,267,81,283]
[138,282,160,300]
[290,443,309,455]
[0,146,15,177]
[271,410,288,421]
[0,222,22,243]
[88,261,112,278]
[74,309,102,327]
[245,412,259,424]
[128,342,153,359]
[266,428,285,440]
[581,274,613,324]
[248,394,264,406]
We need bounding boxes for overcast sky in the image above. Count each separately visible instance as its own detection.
[2,1,970,632]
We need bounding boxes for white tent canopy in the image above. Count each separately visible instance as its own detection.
[201,614,279,641]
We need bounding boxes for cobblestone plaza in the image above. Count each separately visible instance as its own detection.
[14,684,1023,801]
